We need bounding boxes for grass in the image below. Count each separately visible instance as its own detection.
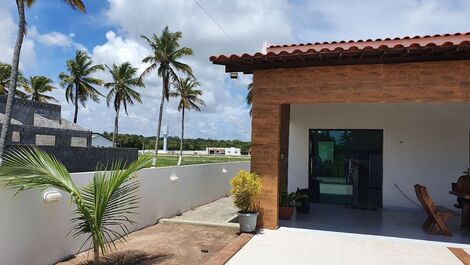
[148,155,251,167]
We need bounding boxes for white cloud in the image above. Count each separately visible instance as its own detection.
[87,0,293,140]
[29,26,87,52]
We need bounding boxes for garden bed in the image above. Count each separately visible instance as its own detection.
[57,223,238,265]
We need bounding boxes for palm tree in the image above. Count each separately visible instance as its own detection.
[59,51,104,124]
[0,63,28,98]
[105,63,144,147]
[0,0,85,162]
[140,26,194,167]
[247,82,253,116]
[0,148,152,265]
[20,76,58,103]
[173,77,205,166]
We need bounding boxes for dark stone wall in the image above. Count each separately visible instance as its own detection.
[6,145,139,173]
[0,95,61,125]
[6,124,92,146]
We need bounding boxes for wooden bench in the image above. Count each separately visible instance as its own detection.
[414,184,456,236]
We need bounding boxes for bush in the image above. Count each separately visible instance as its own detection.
[230,170,262,213]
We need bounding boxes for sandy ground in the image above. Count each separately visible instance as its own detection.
[57,223,238,265]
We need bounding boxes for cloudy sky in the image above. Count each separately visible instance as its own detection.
[1,0,470,141]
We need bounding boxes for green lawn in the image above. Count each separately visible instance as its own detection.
[147,155,251,167]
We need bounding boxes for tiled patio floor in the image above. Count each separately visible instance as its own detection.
[281,203,470,244]
[227,228,470,265]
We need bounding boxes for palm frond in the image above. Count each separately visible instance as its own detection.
[0,147,153,259]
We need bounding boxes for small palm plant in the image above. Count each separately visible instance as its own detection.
[0,148,152,265]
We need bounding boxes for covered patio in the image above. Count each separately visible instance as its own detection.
[211,32,470,236]
[280,203,470,245]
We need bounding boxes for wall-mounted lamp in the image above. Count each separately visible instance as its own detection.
[42,188,62,203]
[222,165,228,174]
[170,174,179,182]
[230,72,238,79]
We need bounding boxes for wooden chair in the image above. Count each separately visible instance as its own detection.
[414,184,456,236]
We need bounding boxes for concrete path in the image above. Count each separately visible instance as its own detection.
[227,227,470,265]
[161,196,239,229]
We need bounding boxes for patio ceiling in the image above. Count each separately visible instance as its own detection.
[210,32,470,74]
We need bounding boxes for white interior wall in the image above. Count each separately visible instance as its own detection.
[0,162,249,265]
[288,103,470,209]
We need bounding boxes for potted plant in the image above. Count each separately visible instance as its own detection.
[279,189,306,220]
[230,170,262,233]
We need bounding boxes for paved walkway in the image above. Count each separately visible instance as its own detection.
[161,196,239,229]
[227,227,470,265]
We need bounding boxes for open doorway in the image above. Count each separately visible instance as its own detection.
[309,129,383,209]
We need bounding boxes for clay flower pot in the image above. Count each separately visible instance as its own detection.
[279,206,294,220]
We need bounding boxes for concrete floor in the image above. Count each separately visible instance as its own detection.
[227,227,469,265]
[161,196,239,229]
[280,203,470,244]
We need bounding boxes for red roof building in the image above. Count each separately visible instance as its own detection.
[211,33,470,73]
[210,33,470,232]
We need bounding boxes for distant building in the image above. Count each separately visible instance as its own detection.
[0,96,91,147]
[92,133,113,147]
[225,147,241,156]
[206,147,241,156]
[0,96,137,172]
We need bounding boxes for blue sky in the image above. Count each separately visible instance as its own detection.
[1,0,470,140]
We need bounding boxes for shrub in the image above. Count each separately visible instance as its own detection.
[230,170,262,213]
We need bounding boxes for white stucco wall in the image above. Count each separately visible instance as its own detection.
[288,103,470,210]
[91,135,113,147]
[0,162,249,265]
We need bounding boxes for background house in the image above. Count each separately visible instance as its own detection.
[0,96,137,172]
[92,133,113,147]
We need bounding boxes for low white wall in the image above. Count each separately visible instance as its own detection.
[0,162,249,265]
[288,103,470,209]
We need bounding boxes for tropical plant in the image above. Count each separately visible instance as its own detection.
[0,0,86,162]
[247,82,253,116]
[0,62,27,97]
[230,170,262,213]
[279,189,307,207]
[0,147,152,265]
[105,63,145,147]
[140,26,194,167]
[20,75,58,103]
[173,77,205,165]
[59,51,104,124]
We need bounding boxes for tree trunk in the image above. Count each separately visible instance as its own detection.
[0,1,26,163]
[152,73,169,167]
[73,83,79,124]
[93,243,100,265]
[112,108,119,148]
[177,108,185,166]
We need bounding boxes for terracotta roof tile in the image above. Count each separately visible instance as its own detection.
[209,32,470,73]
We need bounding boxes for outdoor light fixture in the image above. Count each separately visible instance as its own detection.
[222,165,228,174]
[170,174,179,182]
[230,72,238,79]
[42,188,62,203]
